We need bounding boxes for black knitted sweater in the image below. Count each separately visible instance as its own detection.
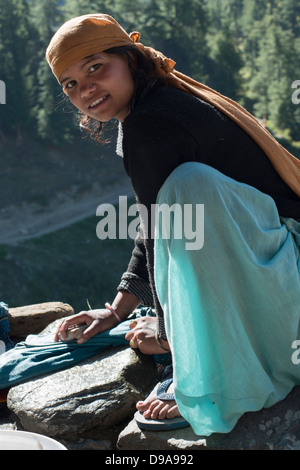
[117,84,300,340]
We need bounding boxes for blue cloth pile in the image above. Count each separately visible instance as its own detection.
[0,302,14,352]
[0,307,169,390]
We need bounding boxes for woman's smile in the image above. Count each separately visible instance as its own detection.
[89,95,110,109]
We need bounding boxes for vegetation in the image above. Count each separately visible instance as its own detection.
[1,0,300,143]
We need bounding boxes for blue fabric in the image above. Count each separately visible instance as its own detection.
[0,307,167,390]
[154,162,300,436]
[0,302,14,351]
[0,320,129,389]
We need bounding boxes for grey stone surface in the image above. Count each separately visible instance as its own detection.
[5,314,160,448]
[9,302,74,336]
[7,346,159,441]
[117,385,300,450]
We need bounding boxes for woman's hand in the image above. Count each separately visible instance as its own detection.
[125,316,170,355]
[54,308,119,344]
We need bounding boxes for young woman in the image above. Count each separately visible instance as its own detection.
[46,14,300,435]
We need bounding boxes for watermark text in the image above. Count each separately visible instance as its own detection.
[96,196,204,250]
[291,80,300,104]
[291,340,300,364]
[0,80,6,104]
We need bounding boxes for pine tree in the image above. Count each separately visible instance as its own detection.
[206,23,244,100]
[0,0,35,139]
[278,0,300,35]
[1,0,299,144]
[247,14,300,138]
[63,0,97,18]
[141,0,209,80]
[30,0,74,142]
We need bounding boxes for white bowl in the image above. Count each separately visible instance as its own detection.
[0,430,67,450]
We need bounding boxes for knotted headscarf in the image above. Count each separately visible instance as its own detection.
[46,13,300,197]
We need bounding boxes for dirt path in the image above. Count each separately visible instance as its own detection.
[0,182,133,245]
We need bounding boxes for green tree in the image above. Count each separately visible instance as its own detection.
[206,24,244,100]
[29,0,74,143]
[248,17,300,137]
[206,0,245,39]
[278,0,300,34]
[140,0,209,80]
[238,0,270,75]
[1,0,300,144]
[0,0,35,140]
[64,0,98,18]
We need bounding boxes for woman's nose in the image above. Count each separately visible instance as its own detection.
[80,82,96,98]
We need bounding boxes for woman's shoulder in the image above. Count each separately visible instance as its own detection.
[122,87,195,145]
[133,85,206,114]
[124,84,225,130]
[122,84,229,148]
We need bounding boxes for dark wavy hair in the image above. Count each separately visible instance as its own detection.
[78,45,167,142]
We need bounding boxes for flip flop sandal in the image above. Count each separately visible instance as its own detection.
[134,376,190,431]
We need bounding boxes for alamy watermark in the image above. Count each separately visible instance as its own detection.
[291,80,300,104]
[0,80,6,104]
[96,196,204,250]
[291,340,300,364]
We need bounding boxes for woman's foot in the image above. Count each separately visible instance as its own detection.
[134,376,190,431]
[136,380,182,420]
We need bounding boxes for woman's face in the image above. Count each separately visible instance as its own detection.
[59,52,135,122]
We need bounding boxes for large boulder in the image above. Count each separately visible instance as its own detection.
[117,385,300,450]
[7,345,158,442]
[9,302,74,337]
[6,315,160,448]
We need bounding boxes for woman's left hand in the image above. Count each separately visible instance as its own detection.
[125,316,170,355]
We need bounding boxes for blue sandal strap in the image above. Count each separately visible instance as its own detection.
[156,377,175,401]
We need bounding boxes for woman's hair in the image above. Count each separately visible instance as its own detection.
[78,45,167,142]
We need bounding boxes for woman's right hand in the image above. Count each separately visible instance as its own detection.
[54,308,119,344]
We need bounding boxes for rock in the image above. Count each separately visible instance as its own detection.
[6,317,160,444]
[117,385,300,450]
[59,437,112,450]
[8,302,74,337]
[0,411,18,432]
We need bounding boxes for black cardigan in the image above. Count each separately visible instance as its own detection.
[117,84,300,339]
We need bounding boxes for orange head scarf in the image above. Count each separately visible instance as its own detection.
[46,13,300,198]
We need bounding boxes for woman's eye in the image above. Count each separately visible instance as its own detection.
[89,63,101,73]
[65,80,76,90]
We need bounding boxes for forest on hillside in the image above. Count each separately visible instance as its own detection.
[0,0,300,145]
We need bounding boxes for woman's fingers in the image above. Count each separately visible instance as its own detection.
[54,316,80,342]
[124,316,169,355]
[124,318,139,341]
[129,319,137,329]
[125,319,139,347]
[76,323,98,344]
[55,309,121,344]
[129,338,139,349]
[54,311,95,342]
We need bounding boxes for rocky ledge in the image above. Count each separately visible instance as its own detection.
[1,302,300,450]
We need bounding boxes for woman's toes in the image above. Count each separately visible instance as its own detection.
[136,384,159,412]
[136,381,181,421]
[136,400,147,412]
[166,404,180,419]
[158,404,170,420]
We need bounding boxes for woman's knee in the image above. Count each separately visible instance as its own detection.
[158,162,224,205]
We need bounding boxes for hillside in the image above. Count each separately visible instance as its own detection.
[0,133,135,312]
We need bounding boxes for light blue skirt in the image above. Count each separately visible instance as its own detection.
[154,162,300,436]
